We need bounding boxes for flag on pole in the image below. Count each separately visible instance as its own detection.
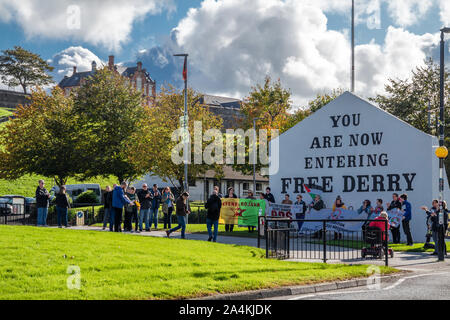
[304,184,323,202]
[182,56,187,81]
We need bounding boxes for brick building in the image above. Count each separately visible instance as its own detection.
[58,55,156,106]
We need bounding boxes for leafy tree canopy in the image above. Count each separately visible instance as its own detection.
[0,46,54,94]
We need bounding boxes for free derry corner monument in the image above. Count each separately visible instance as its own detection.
[270,91,450,241]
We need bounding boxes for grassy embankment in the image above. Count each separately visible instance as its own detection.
[0,225,397,300]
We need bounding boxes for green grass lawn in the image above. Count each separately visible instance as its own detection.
[92,223,258,239]
[0,225,397,300]
[185,224,258,238]
[389,242,450,252]
[0,108,13,118]
[0,174,118,197]
[91,222,258,238]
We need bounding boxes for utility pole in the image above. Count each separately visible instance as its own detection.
[351,0,355,92]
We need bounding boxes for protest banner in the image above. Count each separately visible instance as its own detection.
[299,208,365,233]
[387,208,403,228]
[219,198,266,227]
[237,199,266,227]
[266,202,403,233]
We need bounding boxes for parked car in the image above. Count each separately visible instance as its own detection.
[51,184,102,203]
[0,195,27,215]
[0,197,13,215]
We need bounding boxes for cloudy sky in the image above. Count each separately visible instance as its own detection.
[0,0,449,107]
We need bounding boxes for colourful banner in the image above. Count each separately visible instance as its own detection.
[266,202,403,233]
[219,198,266,227]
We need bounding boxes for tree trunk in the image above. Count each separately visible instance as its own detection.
[22,84,27,95]
[55,176,67,187]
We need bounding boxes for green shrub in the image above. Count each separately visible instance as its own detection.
[75,190,99,204]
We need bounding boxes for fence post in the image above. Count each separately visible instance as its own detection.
[384,219,389,267]
[322,221,327,263]
[257,216,260,249]
[265,217,269,259]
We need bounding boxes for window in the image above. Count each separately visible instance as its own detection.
[136,77,142,91]
[243,183,249,191]
[188,178,196,187]
[256,183,262,191]
[226,181,234,190]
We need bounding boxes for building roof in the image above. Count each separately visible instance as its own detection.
[58,62,155,89]
[203,166,268,182]
[58,70,95,88]
[201,94,241,109]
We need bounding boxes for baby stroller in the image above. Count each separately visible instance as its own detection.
[361,226,394,259]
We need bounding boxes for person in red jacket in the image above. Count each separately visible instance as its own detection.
[369,211,390,241]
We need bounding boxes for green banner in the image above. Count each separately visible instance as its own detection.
[237,199,266,227]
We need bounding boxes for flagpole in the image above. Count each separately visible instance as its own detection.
[174,53,189,194]
[351,0,355,92]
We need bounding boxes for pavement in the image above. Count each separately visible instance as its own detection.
[56,225,450,300]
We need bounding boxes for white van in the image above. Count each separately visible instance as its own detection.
[51,184,102,202]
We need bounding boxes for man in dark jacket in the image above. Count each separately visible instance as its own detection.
[205,186,222,242]
[166,192,190,239]
[294,194,307,233]
[386,193,402,244]
[137,184,153,232]
[399,193,413,246]
[309,195,325,211]
[149,184,162,230]
[102,186,113,231]
[36,180,51,226]
[263,187,275,203]
[112,182,134,232]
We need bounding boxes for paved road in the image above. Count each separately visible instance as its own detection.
[267,260,450,300]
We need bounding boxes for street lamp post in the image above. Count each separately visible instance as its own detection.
[174,53,189,193]
[437,27,450,261]
[253,117,261,194]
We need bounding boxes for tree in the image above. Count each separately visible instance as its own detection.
[0,87,81,187]
[0,46,54,94]
[307,88,344,113]
[370,58,450,177]
[371,58,449,135]
[136,85,224,191]
[239,76,293,134]
[73,68,151,184]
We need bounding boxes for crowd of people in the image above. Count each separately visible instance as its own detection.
[34,179,448,249]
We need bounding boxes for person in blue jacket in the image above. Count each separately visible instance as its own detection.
[399,193,413,246]
[112,181,134,232]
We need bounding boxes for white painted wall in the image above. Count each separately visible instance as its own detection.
[270,91,450,242]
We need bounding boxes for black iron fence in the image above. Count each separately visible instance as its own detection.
[0,202,104,226]
[0,200,209,227]
[258,217,391,266]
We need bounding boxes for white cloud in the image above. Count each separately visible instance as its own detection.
[173,0,439,106]
[385,0,433,27]
[438,0,450,26]
[0,0,175,51]
[355,27,438,97]
[50,46,104,77]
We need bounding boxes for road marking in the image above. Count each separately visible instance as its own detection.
[289,272,450,300]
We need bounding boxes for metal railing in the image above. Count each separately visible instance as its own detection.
[258,217,390,266]
[0,202,104,226]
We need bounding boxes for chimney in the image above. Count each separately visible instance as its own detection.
[73,66,77,75]
[109,55,115,68]
[91,60,97,71]
[137,61,142,71]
